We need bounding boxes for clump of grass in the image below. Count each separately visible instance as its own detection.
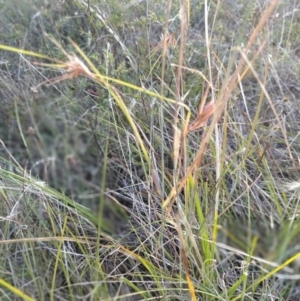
[1,0,300,300]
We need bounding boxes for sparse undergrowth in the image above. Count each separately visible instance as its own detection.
[1,0,300,300]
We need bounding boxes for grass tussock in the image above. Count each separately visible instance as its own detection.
[1,0,300,300]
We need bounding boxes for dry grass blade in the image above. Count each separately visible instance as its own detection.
[188,84,215,133]
[188,101,216,132]
[150,31,177,57]
[163,0,281,210]
[1,0,298,299]
[175,213,197,301]
[33,54,96,89]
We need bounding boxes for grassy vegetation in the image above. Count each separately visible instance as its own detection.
[1,0,300,300]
